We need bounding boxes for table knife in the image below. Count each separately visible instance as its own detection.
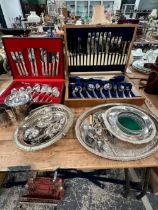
[11,52,22,76]
[15,51,25,75]
[40,48,45,76]
[28,48,35,76]
[19,51,28,76]
[43,49,48,75]
[31,48,38,76]
[48,52,52,76]
[55,52,59,76]
[52,53,55,76]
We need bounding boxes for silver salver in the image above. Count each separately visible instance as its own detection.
[13,104,73,151]
[75,103,158,161]
[102,106,157,144]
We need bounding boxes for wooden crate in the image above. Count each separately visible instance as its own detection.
[64,24,145,107]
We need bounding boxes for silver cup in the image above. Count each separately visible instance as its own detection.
[5,92,31,122]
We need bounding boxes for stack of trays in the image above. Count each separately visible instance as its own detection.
[75,103,158,161]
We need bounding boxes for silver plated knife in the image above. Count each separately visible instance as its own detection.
[28,48,35,76]
[52,53,55,76]
[15,51,25,75]
[18,51,28,76]
[11,51,23,76]
[55,52,59,76]
[43,49,48,75]
[31,48,38,76]
[40,48,45,76]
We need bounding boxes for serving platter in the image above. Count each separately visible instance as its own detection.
[14,104,73,151]
[75,103,158,161]
[102,105,157,144]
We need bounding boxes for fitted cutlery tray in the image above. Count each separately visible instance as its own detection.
[0,37,64,104]
[64,24,145,107]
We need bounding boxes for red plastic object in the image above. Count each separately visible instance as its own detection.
[21,176,64,204]
[0,37,64,104]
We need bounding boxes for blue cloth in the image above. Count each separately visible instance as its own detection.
[68,77,135,99]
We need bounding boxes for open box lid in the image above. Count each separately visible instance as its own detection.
[2,37,64,80]
[64,24,137,74]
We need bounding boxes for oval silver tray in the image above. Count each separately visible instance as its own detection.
[75,103,158,161]
[102,105,156,144]
[14,104,73,151]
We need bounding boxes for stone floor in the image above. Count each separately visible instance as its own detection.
[0,169,158,210]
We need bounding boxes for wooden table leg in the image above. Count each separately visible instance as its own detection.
[136,168,151,199]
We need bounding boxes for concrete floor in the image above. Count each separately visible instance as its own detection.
[0,169,158,210]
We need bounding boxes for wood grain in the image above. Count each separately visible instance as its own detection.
[0,75,158,172]
[0,106,158,171]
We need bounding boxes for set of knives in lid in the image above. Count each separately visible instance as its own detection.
[10,49,60,77]
[67,31,131,67]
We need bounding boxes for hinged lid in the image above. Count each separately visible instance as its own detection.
[2,37,64,80]
[64,24,137,73]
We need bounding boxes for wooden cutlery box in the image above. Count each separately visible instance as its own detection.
[64,24,145,107]
[0,37,64,104]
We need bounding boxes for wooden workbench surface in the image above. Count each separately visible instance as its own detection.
[0,74,158,171]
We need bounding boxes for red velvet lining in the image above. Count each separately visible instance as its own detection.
[0,37,64,104]
[3,37,64,79]
[0,79,64,104]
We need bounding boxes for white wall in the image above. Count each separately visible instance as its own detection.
[113,0,122,11]
[0,0,23,28]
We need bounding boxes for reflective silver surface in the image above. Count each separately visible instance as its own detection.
[13,104,73,151]
[75,103,158,161]
[5,91,31,107]
[102,106,156,144]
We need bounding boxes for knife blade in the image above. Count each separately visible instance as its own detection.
[40,48,45,76]
[11,51,23,76]
[28,48,35,76]
[43,49,48,75]
[19,51,28,76]
[15,51,25,75]
[31,48,38,76]
[52,53,55,76]
[55,52,59,76]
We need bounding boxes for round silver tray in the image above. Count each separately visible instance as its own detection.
[102,106,156,144]
[14,104,73,151]
[75,103,158,161]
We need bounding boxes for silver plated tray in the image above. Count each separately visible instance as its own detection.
[102,106,157,144]
[75,103,158,161]
[14,104,73,151]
